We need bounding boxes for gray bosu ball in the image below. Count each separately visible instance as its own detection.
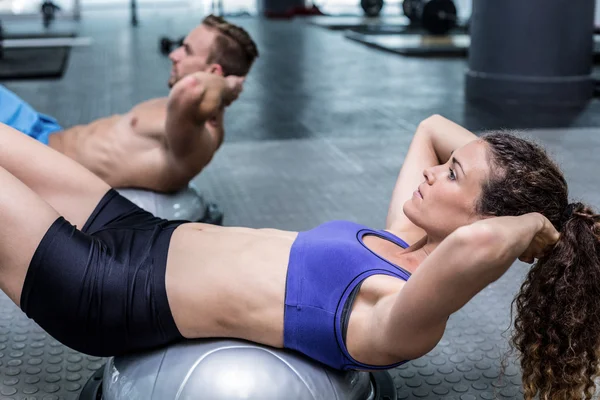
[79,339,397,400]
[117,184,208,221]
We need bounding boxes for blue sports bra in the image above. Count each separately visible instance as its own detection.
[283,220,412,370]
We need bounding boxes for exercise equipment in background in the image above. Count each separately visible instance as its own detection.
[313,0,460,36]
[0,0,81,27]
[0,32,91,57]
[0,20,91,80]
[342,0,466,56]
[402,0,421,22]
[419,0,457,34]
[345,30,468,57]
[399,0,458,34]
[360,0,384,17]
[359,0,458,35]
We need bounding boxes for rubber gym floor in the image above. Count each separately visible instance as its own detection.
[2,8,600,400]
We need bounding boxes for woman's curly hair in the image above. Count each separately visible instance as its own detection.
[478,132,600,399]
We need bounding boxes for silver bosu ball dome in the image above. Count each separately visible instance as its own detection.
[79,339,397,400]
[117,184,223,224]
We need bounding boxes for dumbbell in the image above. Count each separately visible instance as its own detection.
[361,0,384,17]
[159,36,184,56]
[402,0,422,23]
[402,0,458,35]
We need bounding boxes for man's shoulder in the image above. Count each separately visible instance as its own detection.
[131,97,169,112]
[127,97,169,127]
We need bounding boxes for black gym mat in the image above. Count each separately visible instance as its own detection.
[347,31,600,60]
[0,47,70,80]
[345,31,469,57]
[304,15,409,30]
[0,33,75,80]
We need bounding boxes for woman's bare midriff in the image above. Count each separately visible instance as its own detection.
[164,223,412,365]
[165,223,298,347]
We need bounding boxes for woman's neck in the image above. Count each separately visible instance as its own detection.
[395,236,441,273]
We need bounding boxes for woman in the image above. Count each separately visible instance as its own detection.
[0,112,592,400]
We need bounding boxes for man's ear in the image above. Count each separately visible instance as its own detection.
[208,64,224,76]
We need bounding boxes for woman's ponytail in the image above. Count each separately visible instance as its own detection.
[512,203,600,400]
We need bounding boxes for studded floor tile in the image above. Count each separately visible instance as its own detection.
[0,291,105,400]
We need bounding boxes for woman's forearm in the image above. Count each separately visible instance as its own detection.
[470,213,545,273]
[419,115,479,164]
[419,213,543,319]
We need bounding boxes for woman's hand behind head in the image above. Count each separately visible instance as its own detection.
[518,213,560,264]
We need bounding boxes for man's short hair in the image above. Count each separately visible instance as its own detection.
[202,15,259,77]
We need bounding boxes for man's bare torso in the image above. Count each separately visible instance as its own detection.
[48,98,213,192]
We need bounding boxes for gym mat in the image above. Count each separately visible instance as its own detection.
[304,15,409,30]
[348,24,468,36]
[345,31,469,57]
[347,31,600,61]
[0,47,70,80]
[0,32,75,80]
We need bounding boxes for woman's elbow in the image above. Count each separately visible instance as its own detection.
[417,114,444,133]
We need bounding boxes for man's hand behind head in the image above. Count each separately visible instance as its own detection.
[223,76,245,106]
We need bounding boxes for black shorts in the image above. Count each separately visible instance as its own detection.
[20,189,185,356]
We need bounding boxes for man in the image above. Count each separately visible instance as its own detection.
[0,15,259,193]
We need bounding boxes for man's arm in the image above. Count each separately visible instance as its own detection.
[156,73,242,191]
[164,72,239,161]
[206,108,226,151]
